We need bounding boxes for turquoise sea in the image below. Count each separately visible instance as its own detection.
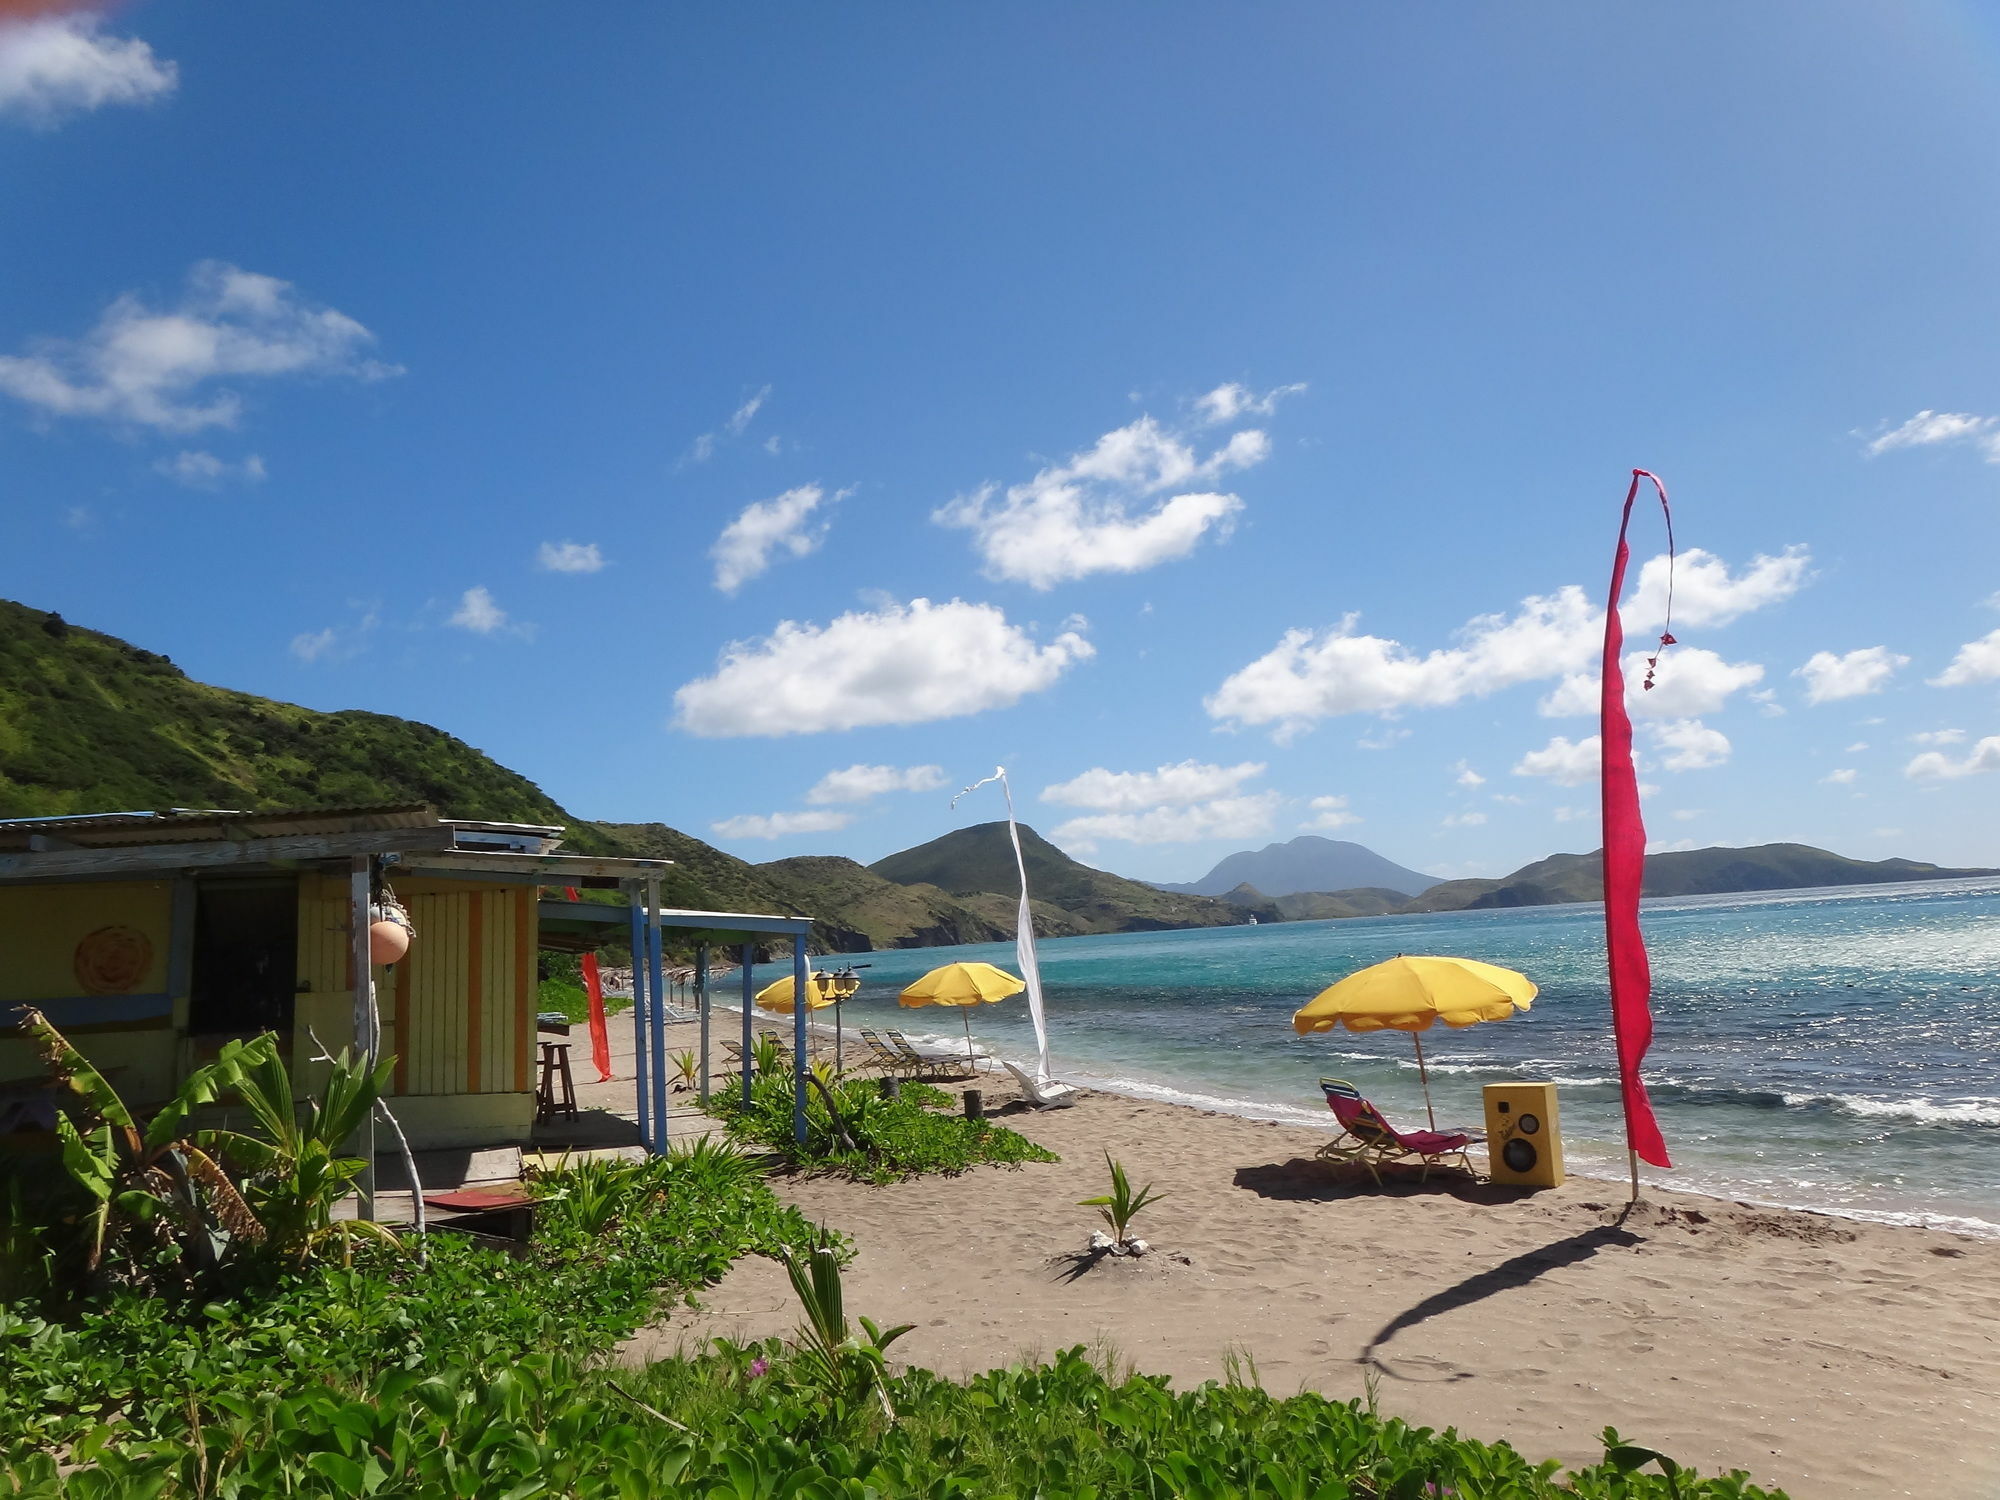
[752,877,2000,1235]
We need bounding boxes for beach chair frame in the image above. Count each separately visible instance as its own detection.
[1315,1078,1478,1184]
[857,1028,918,1077]
[885,1030,967,1081]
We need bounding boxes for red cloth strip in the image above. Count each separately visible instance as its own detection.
[1602,471,1673,1169]
[566,886,614,1083]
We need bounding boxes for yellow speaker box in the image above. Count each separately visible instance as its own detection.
[1483,1082,1564,1188]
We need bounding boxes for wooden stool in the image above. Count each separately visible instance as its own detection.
[535,1041,578,1125]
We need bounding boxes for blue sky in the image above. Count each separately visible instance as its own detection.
[3,3,1998,882]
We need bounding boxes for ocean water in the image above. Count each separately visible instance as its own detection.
[751,877,2000,1236]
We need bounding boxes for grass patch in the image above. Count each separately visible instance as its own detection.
[713,1072,1059,1182]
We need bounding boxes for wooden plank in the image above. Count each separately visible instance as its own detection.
[513,887,532,1094]
[466,891,484,1095]
[392,954,411,1097]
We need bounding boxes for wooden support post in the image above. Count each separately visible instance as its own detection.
[740,944,755,1109]
[696,943,710,1107]
[646,878,668,1151]
[628,897,650,1150]
[350,856,378,1220]
[791,939,809,1144]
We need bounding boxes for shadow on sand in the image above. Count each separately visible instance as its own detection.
[1232,1156,1535,1206]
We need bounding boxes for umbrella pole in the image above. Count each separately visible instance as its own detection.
[962,1010,975,1069]
[835,998,843,1077]
[1411,1031,1437,1130]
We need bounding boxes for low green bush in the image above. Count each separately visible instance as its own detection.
[714,1072,1058,1182]
[0,1143,825,1453]
[1,1342,1788,1498]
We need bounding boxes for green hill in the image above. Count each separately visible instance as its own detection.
[1402,842,1997,912]
[752,856,1009,950]
[867,822,1266,934]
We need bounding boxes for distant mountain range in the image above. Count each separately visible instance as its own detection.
[4,596,1992,955]
[1153,835,1441,899]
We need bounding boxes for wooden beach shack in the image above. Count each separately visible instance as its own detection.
[0,805,819,1171]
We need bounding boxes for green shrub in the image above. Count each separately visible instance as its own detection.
[0,1144,825,1453]
[714,1072,1058,1182]
[0,1343,1789,1497]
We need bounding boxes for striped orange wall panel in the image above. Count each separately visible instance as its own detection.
[465,891,484,1094]
[514,888,532,1093]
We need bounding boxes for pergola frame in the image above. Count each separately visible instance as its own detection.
[535,895,816,1152]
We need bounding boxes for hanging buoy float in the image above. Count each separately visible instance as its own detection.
[368,887,414,965]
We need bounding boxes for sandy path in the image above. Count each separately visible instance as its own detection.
[618,1065,2000,1500]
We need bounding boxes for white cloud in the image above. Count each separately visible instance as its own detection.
[1627,546,1812,631]
[1539,646,1764,719]
[1911,728,1966,746]
[1795,646,1909,704]
[805,764,948,805]
[1904,736,2000,780]
[1865,410,2000,462]
[0,261,396,432]
[1210,547,1805,741]
[290,628,338,664]
[1647,838,1699,854]
[1552,805,1588,822]
[1453,760,1486,787]
[537,541,604,574]
[0,13,176,126]
[1846,741,1869,753]
[1302,794,1359,831]
[1821,768,1859,785]
[1441,811,1487,828]
[673,598,1092,737]
[153,450,266,488]
[1042,759,1266,812]
[712,483,845,594]
[1514,735,1602,787]
[1650,718,1731,771]
[1931,627,2000,687]
[685,384,771,464]
[1356,726,1411,750]
[448,586,507,635]
[936,405,1270,589]
[710,809,853,840]
[1750,688,1785,717]
[1490,793,1525,805]
[1051,792,1280,849]
[1671,808,1702,821]
[1193,381,1305,424]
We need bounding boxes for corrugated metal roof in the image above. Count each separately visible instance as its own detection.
[0,803,464,851]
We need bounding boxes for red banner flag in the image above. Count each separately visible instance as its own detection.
[566,887,614,1084]
[1602,471,1672,1171]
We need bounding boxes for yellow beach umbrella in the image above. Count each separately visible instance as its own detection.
[755,971,861,1068]
[899,961,1025,1065]
[1292,956,1536,1127]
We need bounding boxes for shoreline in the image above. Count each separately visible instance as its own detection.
[700,1002,2000,1241]
[605,1015,2000,1500]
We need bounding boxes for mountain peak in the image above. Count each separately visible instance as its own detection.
[1159,834,1441,899]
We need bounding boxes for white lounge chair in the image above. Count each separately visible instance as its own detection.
[1003,1060,1077,1109]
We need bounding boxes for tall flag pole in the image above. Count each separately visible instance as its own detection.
[953,767,1053,1084]
[1602,471,1676,1198]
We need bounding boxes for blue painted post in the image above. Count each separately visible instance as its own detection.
[739,944,755,1109]
[628,899,651,1149]
[647,881,668,1151]
[791,938,809,1144]
[695,943,710,1107]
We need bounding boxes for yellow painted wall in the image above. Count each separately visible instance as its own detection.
[296,874,532,1101]
[0,881,178,1099]
[6,871,536,1145]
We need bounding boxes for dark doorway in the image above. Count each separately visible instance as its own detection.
[187,879,299,1039]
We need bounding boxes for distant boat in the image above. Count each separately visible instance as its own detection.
[1247,914,1260,925]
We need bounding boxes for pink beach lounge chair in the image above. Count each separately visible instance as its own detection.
[1316,1078,1480,1184]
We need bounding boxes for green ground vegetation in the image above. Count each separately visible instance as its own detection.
[714,1071,1059,1183]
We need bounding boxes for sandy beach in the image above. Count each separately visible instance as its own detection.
[581,1009,2000,1500]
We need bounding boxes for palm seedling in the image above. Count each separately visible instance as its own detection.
[669,1049,700,1092]
[1078,1150,1167,1247]
[198,1042,403,1267]
[781,1234,914,1421]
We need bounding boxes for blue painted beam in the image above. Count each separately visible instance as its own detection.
[791,942,809,1144]
[740,944,755,1110]
[647,894,668,1151]
[628,901,651,1150]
